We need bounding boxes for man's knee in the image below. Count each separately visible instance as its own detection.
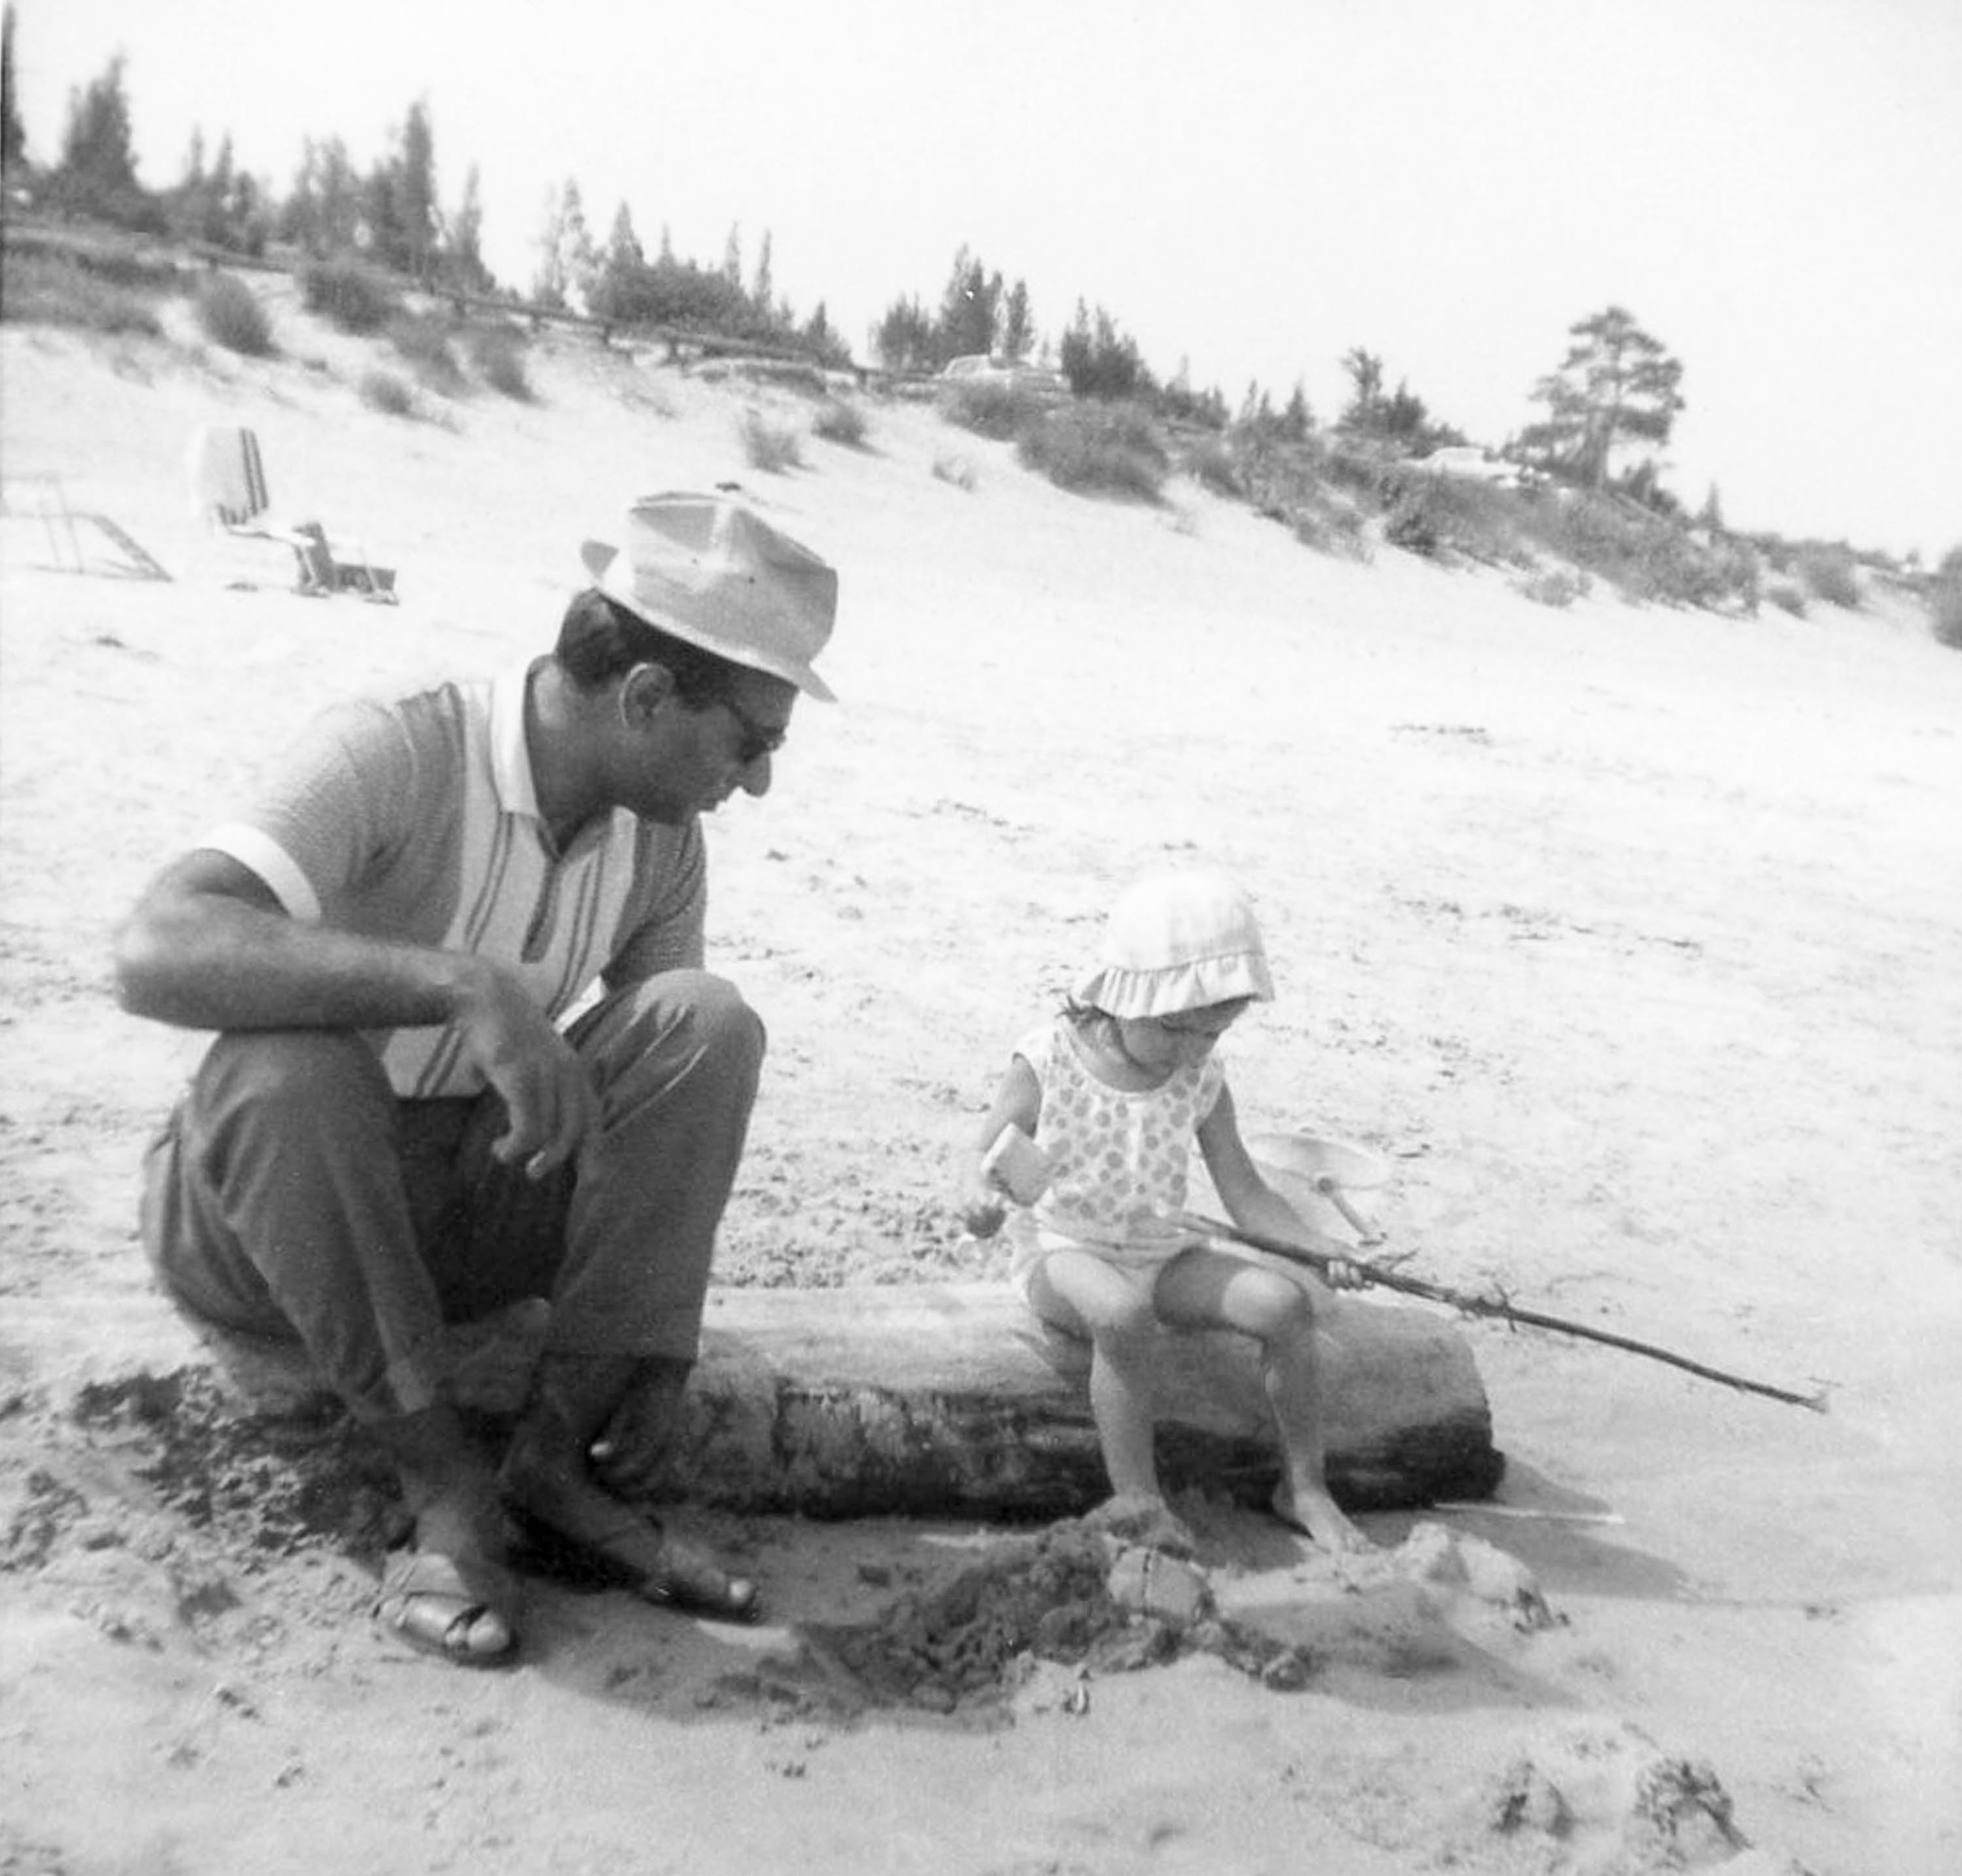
[666,969,766,1066]
[583,971,766,1095]
[196,1028,394,1135]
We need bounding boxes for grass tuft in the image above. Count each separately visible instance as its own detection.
[740,408,804,472]
[812,398,869,447]
[358,368,415,417]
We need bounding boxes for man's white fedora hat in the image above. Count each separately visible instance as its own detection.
[581,492,837,701]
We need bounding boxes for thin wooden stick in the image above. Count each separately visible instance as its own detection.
[1177,1211,1829,1414]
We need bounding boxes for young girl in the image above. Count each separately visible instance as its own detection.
[961,867,1371,1554]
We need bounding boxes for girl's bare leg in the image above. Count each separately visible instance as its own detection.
[1156,1248,1373,1554]
[1029,1251,1169,1509]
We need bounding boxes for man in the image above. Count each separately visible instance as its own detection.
[114,493,838,1667]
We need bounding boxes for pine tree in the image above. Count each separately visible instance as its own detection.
[751,229,773,314]
[1059,302,1151,402]
[443,165,493,294]
[935,246,1001,361]
[533,179,596,309]
[1,6,26,178]
[396,99,438,281]
[169,127,207,241]
[1520,305,1685,489]
[48,52,158,228]
[1281,381,1313,442]
[587,202,647,321]
[1000,279,1034,362]
[292,137,362,255]
[203,133,236,245]
[1339,347,1385,431]
[872,294,935,372]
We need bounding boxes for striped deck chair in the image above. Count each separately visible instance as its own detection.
[187,425,336,591]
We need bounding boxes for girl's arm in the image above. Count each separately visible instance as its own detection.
[959,1056,1042,1238]
[1196,1086,1364,1289]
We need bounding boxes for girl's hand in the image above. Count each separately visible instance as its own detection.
[961,1187,1007,1240]
[1323,1253,1366,1291]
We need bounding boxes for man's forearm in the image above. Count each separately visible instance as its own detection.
[115,890,484,1034]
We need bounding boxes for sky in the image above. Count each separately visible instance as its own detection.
[11,0,1961,559]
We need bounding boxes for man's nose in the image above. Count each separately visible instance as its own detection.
[738,752,773,798]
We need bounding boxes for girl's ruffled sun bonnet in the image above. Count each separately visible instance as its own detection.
[1075,869,1274,1019]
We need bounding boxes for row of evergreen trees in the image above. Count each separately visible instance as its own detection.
[3,12,1694,492]
[0,18,844,363]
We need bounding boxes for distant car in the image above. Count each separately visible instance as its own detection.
[938,355,1071,400]
[1406,446,1523,487]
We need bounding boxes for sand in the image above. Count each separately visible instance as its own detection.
[2,275,1959,1875]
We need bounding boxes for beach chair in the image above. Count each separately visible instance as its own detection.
[186,425,396,600]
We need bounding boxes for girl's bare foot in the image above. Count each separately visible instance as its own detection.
[1082,1491,1198,1558]
[1271,1482,1373,1555]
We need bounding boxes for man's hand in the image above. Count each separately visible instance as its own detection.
[587,1356,691,1501]
[451,963,598,1179]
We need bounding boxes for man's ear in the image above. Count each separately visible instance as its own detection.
[618,660,677,726]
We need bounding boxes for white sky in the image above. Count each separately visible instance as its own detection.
[12,0,1961,558]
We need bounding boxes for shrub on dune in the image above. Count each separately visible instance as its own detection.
[1797,544,1861,608]
[359,368,415,417]
[1016,402,1168,500]
[812,398,869,446]
[195,272,275,356]
[388,313,465,394]
[300,258,401,335]
[942,380,1044,442]
[464,324,532,399]
[1,251,162,335]
[1930,550,1962,650]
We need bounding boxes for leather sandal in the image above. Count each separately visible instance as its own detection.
[509,1504,759,1623]
[375,1547,520,1667]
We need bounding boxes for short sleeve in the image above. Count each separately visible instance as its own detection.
[1196,1052,1227,1120]
[200,699,421,922]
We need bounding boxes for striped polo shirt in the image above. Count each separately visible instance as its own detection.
[204,659,706,1098]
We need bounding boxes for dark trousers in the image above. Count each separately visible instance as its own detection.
[140,971,764,1423]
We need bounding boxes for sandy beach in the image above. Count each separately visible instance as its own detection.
[3,277,1959,1875]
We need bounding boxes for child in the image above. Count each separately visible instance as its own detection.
[962,867,1371,1554]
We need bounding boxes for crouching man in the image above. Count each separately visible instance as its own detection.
[114,494,838,1666]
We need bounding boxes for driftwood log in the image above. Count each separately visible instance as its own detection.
[649,1283,1504,1518]
[158,1281,1504,1519]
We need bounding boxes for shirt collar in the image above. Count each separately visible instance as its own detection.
[488,659,545,820]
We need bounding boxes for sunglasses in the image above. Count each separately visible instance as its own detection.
[719,696,789,767]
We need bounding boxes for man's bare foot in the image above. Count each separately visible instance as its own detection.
[501,1417,757,1622]
[1271,1482,1373,1555]
[375,1476,519,1666]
